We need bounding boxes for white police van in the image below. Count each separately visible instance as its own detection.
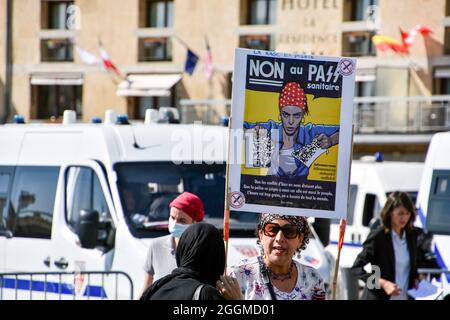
[416,131,450,298]
[326,156,423,299]
[0,109,340,299]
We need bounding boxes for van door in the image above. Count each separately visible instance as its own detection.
[51,161,117,299]
[0,166,15,272]
[3,166,60,273]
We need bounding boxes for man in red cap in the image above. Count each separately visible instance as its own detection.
[141,192,205,295]
[244,81,339,177]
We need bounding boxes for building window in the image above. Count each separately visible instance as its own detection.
[435,78,450,94]
[241,0,276,25]
[138,37,172,61]
[342,31,376,57]
[355,80,376,131]
[445,27,450,55]
[139,0,173,28]
[225,72,233,99]
[41,0,74,29]
[355,80,375,97]
[32,85,82,120]
[133,95,174,119]
[41,39,73,62]
[343,0,378,22]
[239,34,274,51]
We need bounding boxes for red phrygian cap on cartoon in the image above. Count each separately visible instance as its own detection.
[279,82,308,113]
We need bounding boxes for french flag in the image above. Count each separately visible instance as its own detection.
[75,45,101,65]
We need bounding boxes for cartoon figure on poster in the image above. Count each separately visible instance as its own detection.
[244,81,339,178]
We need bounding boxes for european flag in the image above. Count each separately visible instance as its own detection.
[184,49,199,76]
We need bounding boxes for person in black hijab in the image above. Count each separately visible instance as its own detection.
[140,222,235,300]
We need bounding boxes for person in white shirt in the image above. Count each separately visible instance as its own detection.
[140,192,205,296]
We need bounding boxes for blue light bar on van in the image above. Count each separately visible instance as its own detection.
[91,116,102,124]
[375,152,383,162]
[13,115,25,124]
[219,116,229,127]
[116,114,130,125]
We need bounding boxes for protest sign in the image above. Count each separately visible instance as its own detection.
[228,48,356,219]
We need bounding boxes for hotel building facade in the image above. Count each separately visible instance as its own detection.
[1,0,450,159]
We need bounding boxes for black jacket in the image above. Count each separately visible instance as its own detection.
[140,271,224,300]
[351,227,419,300]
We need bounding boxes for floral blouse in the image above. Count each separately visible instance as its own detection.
[229,257,326,300]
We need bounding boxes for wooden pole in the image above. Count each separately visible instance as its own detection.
[223,116,232,270]
[332,219,347,300]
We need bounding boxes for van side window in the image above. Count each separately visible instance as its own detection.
[9,166,59,239]
[426,170,450,235]
[362,193,380,227]
[0,167,14,230]
[66,167,110,231]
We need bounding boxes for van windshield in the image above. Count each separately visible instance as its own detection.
[114,162,258,238]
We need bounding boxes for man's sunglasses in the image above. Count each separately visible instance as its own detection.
[263,223,299,239]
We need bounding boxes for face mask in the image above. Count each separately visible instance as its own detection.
[168,218,190,238]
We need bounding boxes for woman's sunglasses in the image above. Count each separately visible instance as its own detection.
[263,223,299,239]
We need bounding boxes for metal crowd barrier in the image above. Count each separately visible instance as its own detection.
[418,268,450,281]
[417,268,450,300]
[0,271,134,300]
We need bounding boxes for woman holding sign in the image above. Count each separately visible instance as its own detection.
[219,213,326,300]
[244,82,339,178]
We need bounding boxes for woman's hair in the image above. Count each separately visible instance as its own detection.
[380,191,416,232]
[256,213,310,253]
[176,222,225,286]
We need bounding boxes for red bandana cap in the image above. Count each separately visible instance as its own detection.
[169,192,205,222]
[279,82,307,111]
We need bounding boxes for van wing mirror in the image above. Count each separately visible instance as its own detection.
[76,209,100,249]
[0,229,13,239]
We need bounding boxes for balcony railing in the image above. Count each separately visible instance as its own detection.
[179,96,450,133]
[354,95,450,133]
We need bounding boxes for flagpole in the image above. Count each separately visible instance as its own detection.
[332,124,354,300]
[173,35,202,58]
[98,38,127,82]
[205,36,213,123]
